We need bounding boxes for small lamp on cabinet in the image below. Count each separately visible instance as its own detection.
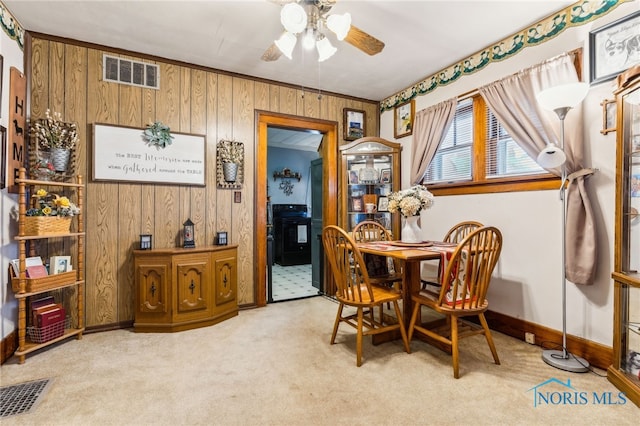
[183,219,195,248]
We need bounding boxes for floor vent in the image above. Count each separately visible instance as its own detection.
[0,379,51,418]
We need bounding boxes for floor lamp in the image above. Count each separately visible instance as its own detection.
[536,82,590,373]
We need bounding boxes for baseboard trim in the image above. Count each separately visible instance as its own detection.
[483,310,612,370]
[0,329,18,365]
[2,309,613,370]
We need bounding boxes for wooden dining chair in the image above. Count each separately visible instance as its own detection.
[421,221,483,290]
[409,226,502,378]
[322,225,410,366]
[352,221,403,288]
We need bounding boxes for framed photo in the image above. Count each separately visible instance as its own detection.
[589,11,640,85]
[139,234,152,250]
[349,170,359,184]
[351,196,363,212]
[50,256,72,274]
[377,196,389,212]
[394,99,415,138]
[380,168,392,183]
[343,108,365,141]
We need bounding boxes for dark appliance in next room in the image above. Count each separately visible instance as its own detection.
[272,204,311,266]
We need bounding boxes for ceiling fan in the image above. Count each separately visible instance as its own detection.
[262,0,385,62]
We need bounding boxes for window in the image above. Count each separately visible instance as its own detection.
[423,95,557,195]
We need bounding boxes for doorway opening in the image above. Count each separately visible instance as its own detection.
[255,111,338,307]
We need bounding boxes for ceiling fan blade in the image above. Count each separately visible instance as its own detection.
[344,25,385,56]
[262,43,283,62]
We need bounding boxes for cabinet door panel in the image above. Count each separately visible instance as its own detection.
[214,253,237,307]
[138,264,168,314]
[176,257,208,313]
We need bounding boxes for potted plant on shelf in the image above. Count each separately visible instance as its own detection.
[29,109,79,173]
[217,140,243,183]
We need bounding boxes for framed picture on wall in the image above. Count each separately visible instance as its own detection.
[343,108,365,141]
[589,11,640,85]
[394,99,415,138]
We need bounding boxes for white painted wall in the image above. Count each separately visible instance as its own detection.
[0,16,24,340]
[380,3,638,346]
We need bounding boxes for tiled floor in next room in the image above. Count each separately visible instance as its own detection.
[270,263,320,302]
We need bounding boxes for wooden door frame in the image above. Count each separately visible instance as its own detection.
[255,111,338,306]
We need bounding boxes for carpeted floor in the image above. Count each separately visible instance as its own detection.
[0,296,637,425]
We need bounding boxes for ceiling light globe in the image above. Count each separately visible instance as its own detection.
[327,13,351,41]
[275,32,297,60]
[281,3,307,34]
[302,28,316,50]
[316,37,337,62]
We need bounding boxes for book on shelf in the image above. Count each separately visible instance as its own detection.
[10,256,44,277]
[30,296,55,313]
[26,265,49,278]
[37,306,66,328]
[32,303,62,326]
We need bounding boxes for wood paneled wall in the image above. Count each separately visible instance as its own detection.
[28,36,380,328]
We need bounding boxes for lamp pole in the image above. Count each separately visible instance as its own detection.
[536,84,590,373]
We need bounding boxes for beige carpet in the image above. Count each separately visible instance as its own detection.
[1,296,637,425]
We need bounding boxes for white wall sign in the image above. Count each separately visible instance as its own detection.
[92,123,206,186]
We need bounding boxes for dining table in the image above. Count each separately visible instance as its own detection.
[356,240,457,345]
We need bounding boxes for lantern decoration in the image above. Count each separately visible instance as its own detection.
[183,219,195,248]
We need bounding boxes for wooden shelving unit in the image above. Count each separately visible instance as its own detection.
[12,167,85,364]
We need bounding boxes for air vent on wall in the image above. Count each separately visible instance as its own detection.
[102,54,159,89]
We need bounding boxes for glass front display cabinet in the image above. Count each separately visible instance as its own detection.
[608,65,640,408]
[339,137,401,238]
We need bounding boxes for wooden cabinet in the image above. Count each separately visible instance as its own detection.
[608,65,640,408]
[133,246,238,332]
[339,137,401,237]
[12,168,85,364]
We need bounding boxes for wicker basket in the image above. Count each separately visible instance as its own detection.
[24,216,71,236]
[11,270,76,293]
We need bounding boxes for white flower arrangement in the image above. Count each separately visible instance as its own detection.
[387,185,434,217]
[218,140,243,164]
[30,109,79,150]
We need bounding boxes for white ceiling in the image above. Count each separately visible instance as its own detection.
[5,0,575,102]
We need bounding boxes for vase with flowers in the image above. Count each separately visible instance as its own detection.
[30,109,79,173]
[23,188,81,235]
[388,185,435,243]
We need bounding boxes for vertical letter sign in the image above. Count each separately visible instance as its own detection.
[8,67,26,193]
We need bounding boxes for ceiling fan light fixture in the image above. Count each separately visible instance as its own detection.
[281,3,307,34]
[275,32,297,60]
[326,12,351,41]
[316,36,337,62]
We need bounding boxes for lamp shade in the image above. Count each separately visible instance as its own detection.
[537,143,566,168]
[275,32,297,60]
[302,28,316,50]
[327,12,351,40]
[536,82,589,111]
[280,3,307,34]
[316,36,337,62]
